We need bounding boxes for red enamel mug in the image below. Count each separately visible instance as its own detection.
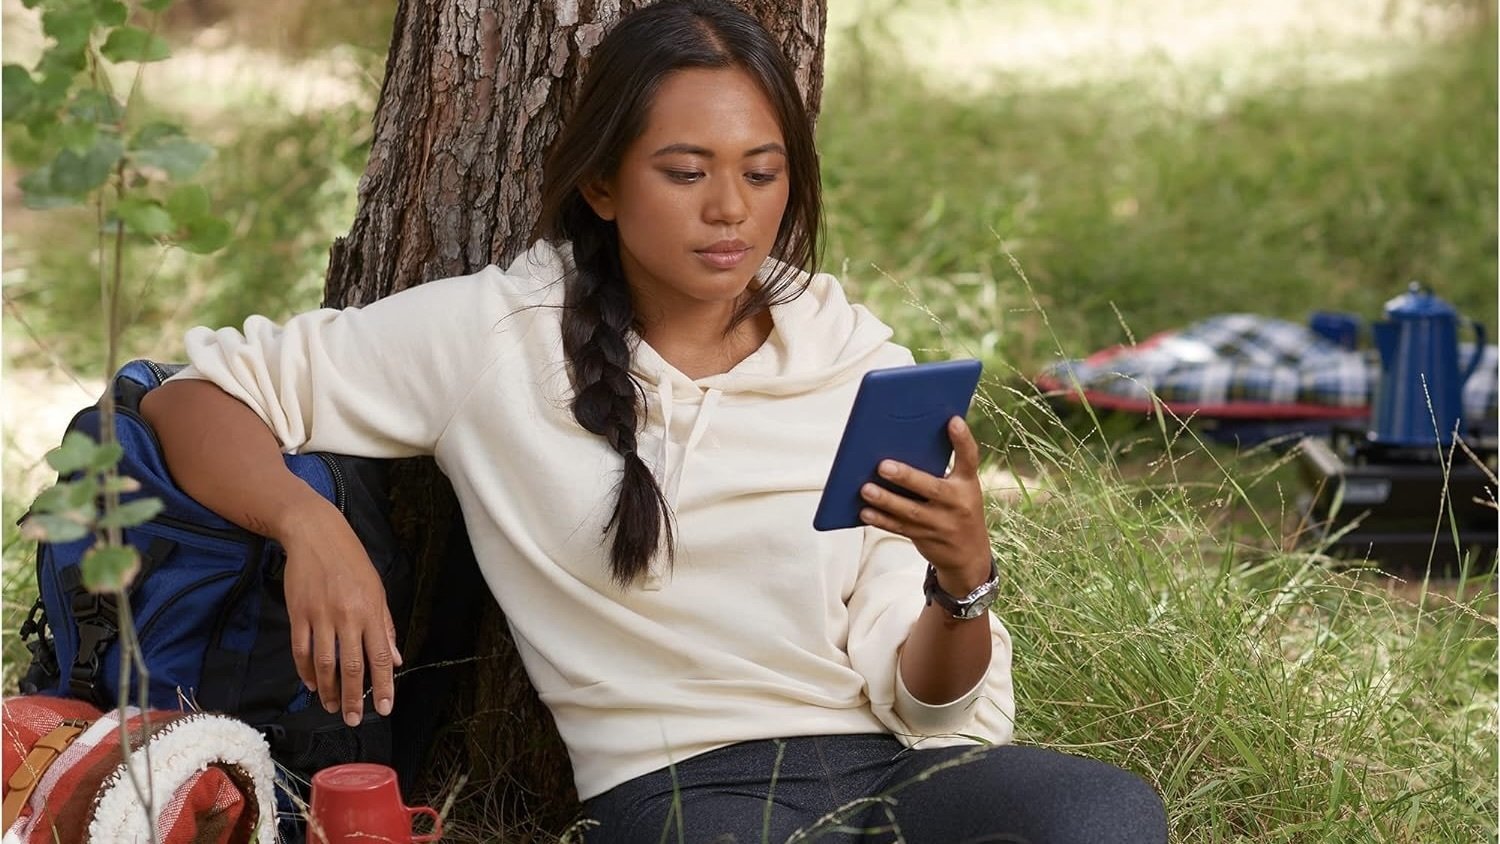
[309,763,443,843]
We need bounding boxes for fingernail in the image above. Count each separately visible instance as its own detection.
[344,711,360,727]
[377,697,392,716]
[304,680,315,691]
[878,461,895,476]
[324,701,339,714]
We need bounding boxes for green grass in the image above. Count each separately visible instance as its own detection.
[820,20,1497,377]
[974,391,1497,842]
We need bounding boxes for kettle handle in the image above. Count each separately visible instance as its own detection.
[1462,320,1487,383]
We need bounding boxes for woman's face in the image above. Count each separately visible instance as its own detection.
[583,66,791,319]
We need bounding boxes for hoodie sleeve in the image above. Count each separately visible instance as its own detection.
[846,525,1016,747]
[169,267,511,458]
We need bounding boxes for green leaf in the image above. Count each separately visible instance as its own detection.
[65,475,101,508]
[18,164,84,209]
[58,120,97,154]
[20,513,91,544]
[68,89,124,124]
[131,136,212,180]
[98,497,164,529]
[30,483,71,514]
[36,44,87,106]
[166,183,210,220]
[49,133,124,196]
[82,545,140,592]
[86,441,125,471]
[103,475,142,494]
[93,0,128,27]
[2,64,37,122]
[46,430,99,475]
[141,0,173,11]
[18,164,82,209]
[42,7,94,50]
[100,26,171,63]
[117,196,175,237]
[180,216,231,254]
[132,120,182,145]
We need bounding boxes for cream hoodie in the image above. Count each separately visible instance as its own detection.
[174,241,1015,800]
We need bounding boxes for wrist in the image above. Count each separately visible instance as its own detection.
[264,485,340,542]
[924,556,1000,621]
[934,555,997,595]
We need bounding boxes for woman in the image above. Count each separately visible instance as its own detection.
[141,1,1168,841]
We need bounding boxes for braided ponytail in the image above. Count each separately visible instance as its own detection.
[560,225,674,586]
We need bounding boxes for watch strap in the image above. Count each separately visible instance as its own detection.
[923,557,999,620]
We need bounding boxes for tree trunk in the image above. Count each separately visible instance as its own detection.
[322,1,826,838]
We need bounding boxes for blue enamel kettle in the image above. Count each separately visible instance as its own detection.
[1370,282,1486,448]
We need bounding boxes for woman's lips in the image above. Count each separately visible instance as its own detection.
[695,248,750,270]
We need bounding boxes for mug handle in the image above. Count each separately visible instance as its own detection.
[1462,320,1487,384]
[409,805,443,843]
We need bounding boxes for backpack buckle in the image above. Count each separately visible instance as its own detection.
[66,593,120,704]
[18,599,45,640]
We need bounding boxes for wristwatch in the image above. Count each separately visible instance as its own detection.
[923,558,1000,620]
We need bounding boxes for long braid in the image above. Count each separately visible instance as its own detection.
[561,225,674,586]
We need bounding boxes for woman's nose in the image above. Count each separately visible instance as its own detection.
[704,175,750,225]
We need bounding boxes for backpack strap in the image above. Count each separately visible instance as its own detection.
[63,568,119,706]
[1,719,87,829]
[56,537,179,705]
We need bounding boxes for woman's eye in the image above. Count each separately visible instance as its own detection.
[665,169,703,183]
[746,171,780,185]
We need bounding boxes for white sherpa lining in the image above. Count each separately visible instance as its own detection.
[85,713,275,844]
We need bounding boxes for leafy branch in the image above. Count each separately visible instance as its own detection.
[7,0,230,839]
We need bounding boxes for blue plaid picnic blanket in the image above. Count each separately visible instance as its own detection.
[1039,314,1498,427]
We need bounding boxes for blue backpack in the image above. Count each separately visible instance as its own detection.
[18,359,415,783]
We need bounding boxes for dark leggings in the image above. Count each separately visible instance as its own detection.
[582,734,1167,844]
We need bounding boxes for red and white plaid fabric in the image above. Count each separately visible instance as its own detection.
[2,696,275,844]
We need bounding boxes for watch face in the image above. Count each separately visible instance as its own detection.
[958,582,999,619]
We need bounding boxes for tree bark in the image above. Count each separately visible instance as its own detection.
[323,1,826,837]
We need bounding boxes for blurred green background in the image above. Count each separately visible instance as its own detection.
[1,1,1495,841]
[3,0,1494,381]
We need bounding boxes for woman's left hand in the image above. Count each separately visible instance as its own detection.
[858,416,992,586]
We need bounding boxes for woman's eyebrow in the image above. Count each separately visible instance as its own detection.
[651,142,788,158]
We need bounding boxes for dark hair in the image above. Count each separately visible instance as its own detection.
[537,0,822,587]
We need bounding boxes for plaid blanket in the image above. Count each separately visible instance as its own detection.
[1038,314,1498,427]
[2,696,276,844]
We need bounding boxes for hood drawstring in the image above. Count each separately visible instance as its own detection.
[644,380,723,590]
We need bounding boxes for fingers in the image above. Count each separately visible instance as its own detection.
[314,622,340,716]
[291,620,316,691]
[860,482,937,537]
[367,611,399,718]
[339,626,367,727]
[948,416,981,479]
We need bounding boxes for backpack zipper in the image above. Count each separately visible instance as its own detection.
[142,360,171,384]
[312,453,349,514]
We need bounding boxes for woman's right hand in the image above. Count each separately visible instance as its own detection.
[278,499,402,726]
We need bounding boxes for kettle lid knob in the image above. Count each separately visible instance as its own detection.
[1384,280,1456,318]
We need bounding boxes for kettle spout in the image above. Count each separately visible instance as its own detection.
[1372,321,1398,365]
